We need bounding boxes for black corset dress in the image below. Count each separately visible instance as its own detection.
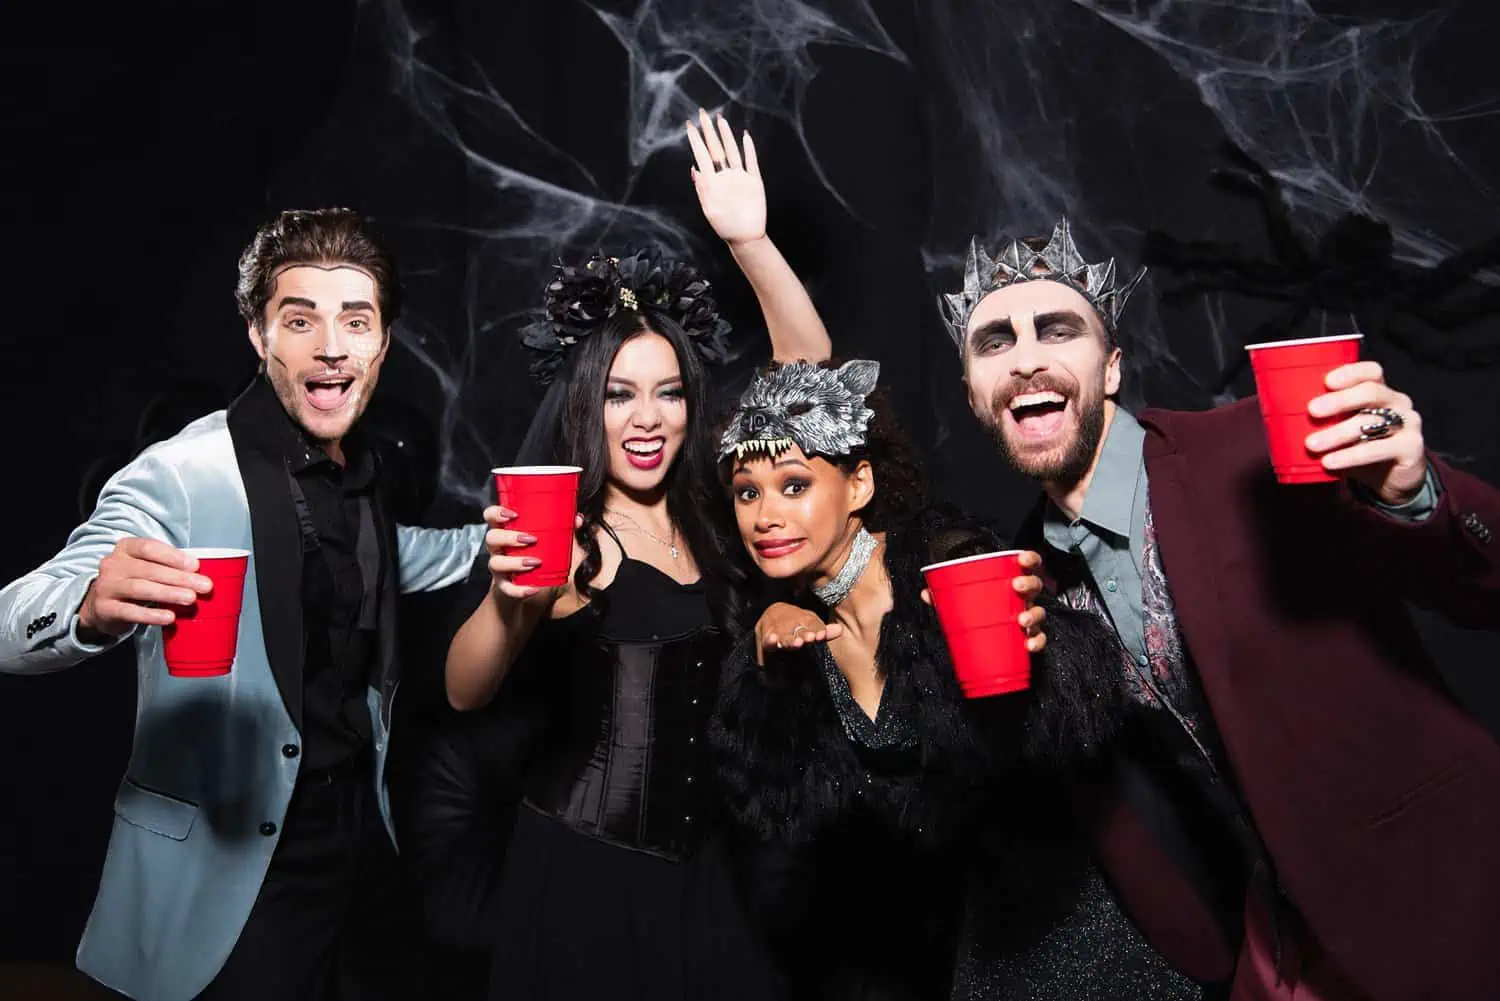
[412,555,780,1001]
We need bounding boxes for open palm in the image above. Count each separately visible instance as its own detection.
[685,108,766,246]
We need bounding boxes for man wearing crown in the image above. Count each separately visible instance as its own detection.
[940,221,1500,1000]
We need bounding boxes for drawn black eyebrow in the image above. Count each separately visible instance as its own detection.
[1032,310,1089,329]
[968,317,1015,347]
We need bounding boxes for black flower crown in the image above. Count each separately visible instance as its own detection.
[518,248,735,384]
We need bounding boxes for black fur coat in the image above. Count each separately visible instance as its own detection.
[711,506,1129,849]
[709,508,1133,1000]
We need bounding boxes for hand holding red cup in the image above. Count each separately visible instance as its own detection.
[489,466,582,594]
[78,537,214,638]
[161,548,251,677]
[921,549,1047,699]
[1304,361,1429,506]
[1246,333,1363,484]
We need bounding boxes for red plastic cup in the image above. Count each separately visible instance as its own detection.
[921,550,1031,699]
[491,465,582,587]
[162,548,250,677]
[1246,333,1363,484]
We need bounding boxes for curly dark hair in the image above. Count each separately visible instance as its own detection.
[832,385,929,532]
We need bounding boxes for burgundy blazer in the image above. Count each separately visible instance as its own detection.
[1022,397,1500,1001]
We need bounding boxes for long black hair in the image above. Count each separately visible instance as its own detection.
[554,307,748,633]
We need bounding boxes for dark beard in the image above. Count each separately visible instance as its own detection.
[989,389,1106,488]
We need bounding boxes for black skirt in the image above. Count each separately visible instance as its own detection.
[487,804,783,1001]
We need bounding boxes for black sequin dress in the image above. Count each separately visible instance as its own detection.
[411,541,781,1001]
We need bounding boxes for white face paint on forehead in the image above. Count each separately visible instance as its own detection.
[252,265,390,450]
[261,264,382,340]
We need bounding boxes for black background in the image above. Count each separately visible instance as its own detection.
[3,0,1498,968]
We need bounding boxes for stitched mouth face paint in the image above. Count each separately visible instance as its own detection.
[256,264,389,453]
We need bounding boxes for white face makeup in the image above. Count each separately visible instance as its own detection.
[961,279,1120,486]
[248,265,390,455]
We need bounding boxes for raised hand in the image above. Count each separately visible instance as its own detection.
[922,550,1049,654]
[685,108,766,247]
[78,538,213,637]
[1305,361,1429,505]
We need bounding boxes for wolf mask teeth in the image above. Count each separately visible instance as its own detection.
[732,437,795,461]
[720,360,880,463]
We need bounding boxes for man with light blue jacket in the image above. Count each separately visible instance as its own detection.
[0,208,484,1001]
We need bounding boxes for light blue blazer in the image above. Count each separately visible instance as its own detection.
[0,402,484,1001]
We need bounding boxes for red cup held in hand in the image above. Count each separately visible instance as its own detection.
[492,465,582,588]
[162,548,250,677]
[1246,333,1363,484]
[921,550,1031,699]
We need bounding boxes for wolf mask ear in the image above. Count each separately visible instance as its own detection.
[836,359,880,396]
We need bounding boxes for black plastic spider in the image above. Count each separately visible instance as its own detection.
[1143,142,1500,394]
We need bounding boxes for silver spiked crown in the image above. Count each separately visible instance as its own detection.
[938,219,1146,349]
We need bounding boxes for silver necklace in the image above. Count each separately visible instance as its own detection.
[813,526,877,607]
[605,508,680,560]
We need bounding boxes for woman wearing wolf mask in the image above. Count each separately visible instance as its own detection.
[714,359,1201,1000]
[417,114,830,1001]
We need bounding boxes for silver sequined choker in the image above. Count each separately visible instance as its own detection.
[812,526,878,608]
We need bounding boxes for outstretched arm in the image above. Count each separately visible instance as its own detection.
[686,109,831,364]
[0,450,210,674]
[1300,362,1500,627]
[396,523,485,594]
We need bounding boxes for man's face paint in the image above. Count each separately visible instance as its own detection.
[247,265,390,458]
[962,279,1119,489]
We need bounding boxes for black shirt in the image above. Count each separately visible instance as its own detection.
[239,378,382,773]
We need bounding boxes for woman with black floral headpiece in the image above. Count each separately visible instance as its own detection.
[410,111,829,1001]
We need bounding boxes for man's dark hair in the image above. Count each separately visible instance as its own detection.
[235,208,402,330]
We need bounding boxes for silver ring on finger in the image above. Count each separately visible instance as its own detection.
[1356,406,1404,442]
[791,624,808,636]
